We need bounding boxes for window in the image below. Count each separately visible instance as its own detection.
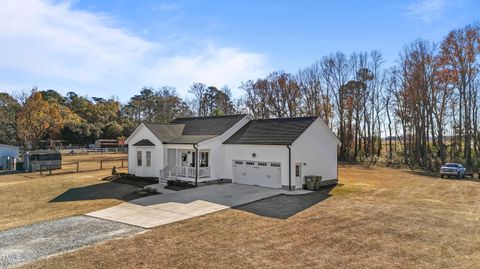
[295,164,300,177]
[146,151,151,167]
[191,152,196,167]
[258,162,267,166]
[234,161,243,165]
[200,152,209,167]
[137,151,142,166]
[271,163,280,167]
[246,161,255,166]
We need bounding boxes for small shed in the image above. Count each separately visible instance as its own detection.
[23,150,62,172]
[0,144,19,170]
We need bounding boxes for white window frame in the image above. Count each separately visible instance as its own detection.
[137,151,142,166]
[146,151,151,167]
[200,151,209,167]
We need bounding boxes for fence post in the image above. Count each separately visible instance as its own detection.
[121,159,124,168]
[76,162,79,172]
[100,160,103,170]
[49,166,52,176]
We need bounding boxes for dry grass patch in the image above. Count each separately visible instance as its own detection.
[19,165,480,269]
[0,154,128,231]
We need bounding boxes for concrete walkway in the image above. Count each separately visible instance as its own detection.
[87,184,311,228]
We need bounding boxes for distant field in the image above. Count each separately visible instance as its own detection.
[0,153,128,231]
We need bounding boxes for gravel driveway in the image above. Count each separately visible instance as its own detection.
[0,216,144,268]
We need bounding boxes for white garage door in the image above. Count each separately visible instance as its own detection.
[232,160,281,188]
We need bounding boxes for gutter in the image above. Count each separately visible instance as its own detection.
[287,144,292,191]
[193,144,199,187]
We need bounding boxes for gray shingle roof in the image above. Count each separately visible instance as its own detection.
[144,123,184,142]
[223,117,318,145]
[171,114,247,135]
[138,115,247,145]
[166,135,217,144]
[133,139,155,146]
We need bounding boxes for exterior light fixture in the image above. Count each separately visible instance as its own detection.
[252,153,257,158]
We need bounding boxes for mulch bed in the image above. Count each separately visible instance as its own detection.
[102,173,158,188]
[102,173,160,200]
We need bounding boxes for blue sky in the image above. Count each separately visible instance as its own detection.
[1,0,479,101]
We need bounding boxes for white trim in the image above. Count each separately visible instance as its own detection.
[125,123,145,144]
[292,117,341,147]
[0,144,19,149]
[315,117,342,145]
[126,123,164,145]
[198,115,252,146]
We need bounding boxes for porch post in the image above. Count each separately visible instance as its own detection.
[193,144,198,187]
[175,148,179,167]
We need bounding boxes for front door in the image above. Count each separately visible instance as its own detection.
[167,149,177,170]
[295,163,302,189]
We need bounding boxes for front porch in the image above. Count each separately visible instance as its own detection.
[161,147,212,184]
[171,166,211,180]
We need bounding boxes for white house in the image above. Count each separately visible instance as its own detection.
[0,144,19,170]
[125,115,340,190]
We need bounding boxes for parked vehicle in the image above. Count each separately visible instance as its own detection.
[440,163,466,179]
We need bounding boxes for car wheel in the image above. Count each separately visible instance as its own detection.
[440,174,444,178]
[457,172,461,179]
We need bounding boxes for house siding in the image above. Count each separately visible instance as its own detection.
[199,115,251,180]
[127,124,164,178]
[291,118,339,188]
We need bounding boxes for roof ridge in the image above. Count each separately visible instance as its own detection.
[252,116,318,122]
[144,122,182,125]
[172,114,247,121]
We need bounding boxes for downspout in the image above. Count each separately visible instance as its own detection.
[336,144,340,182]
[287,144,292,191]
[193,144,199,187]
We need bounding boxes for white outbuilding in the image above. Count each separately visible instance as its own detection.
[126,115,340,190]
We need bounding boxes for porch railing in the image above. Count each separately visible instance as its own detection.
[173,166,210,178]
[199,166,210,178]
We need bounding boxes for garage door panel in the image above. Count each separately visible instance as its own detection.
[232,160,281,188]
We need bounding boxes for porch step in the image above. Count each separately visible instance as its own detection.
[160,176,173,183]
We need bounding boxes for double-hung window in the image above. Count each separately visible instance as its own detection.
[137,151,142,166]
[200,152,209,167]
[146,151,151,167]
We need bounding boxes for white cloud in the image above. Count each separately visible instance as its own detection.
[407,0,448,23]
[0,0,154,83]
[146,45,268,96]
[0,0,268,98]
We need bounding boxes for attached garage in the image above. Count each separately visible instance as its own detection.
[232,160,281,188]
[224,117,341,190]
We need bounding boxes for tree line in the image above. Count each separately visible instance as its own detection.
[1,23,479,169]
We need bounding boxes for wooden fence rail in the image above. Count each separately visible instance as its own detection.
[40,158,128,176]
